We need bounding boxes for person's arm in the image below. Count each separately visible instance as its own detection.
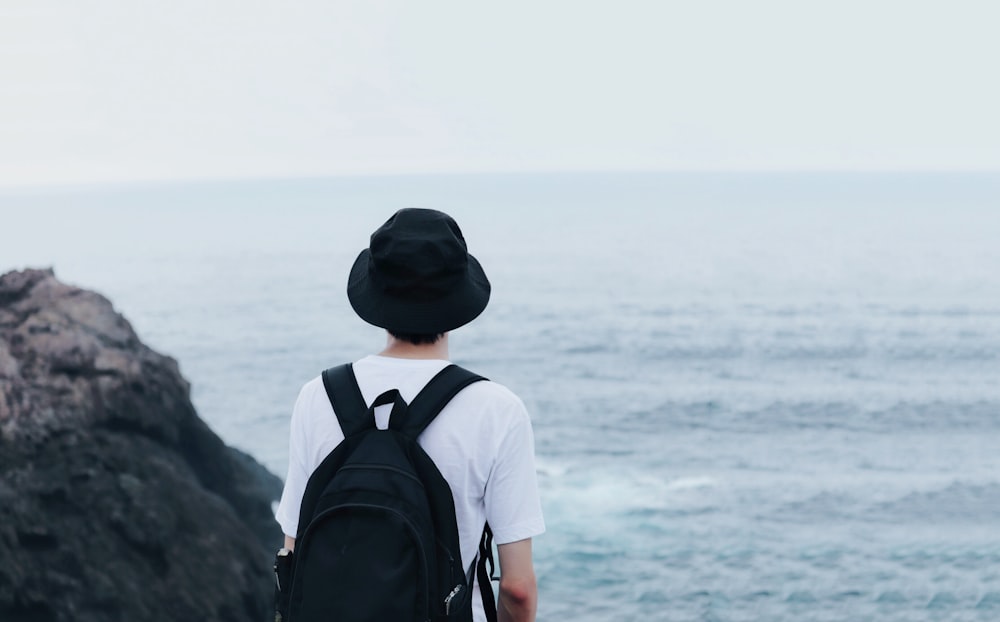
[283,535,295,551]
[496,538,537,622]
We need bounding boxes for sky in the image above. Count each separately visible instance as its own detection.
[1,0,999,187]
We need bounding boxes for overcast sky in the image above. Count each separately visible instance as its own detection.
[1,1,998,186]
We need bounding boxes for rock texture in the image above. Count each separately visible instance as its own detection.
[0,269,282,622]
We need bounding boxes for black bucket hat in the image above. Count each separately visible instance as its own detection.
[347,208,491,334]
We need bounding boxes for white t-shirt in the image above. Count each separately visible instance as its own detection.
[275,355,545,620]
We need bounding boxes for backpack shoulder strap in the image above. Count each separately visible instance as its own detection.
[391,364,487,438]
[321,363,374,437]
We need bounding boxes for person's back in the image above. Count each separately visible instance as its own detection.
[274,209,545,622]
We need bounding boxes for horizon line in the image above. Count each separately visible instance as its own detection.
[2,167,999,193]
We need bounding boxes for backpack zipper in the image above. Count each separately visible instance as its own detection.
[336,463,425,486]
[444,584,463,615]
[438,540,467,616]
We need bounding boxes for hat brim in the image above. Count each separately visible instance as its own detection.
[347,249,492,334]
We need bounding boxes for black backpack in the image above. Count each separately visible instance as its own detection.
[274,363,498,622]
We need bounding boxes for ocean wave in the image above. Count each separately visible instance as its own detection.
[926,592,961,609]
[875,590,909,604]
[976,592,1000,609]
[866,481,1000,523]
[768,491,860,523]
[644,399,1000,432]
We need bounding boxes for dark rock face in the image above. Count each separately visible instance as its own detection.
[0,269,282,622]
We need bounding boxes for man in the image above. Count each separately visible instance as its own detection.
[275,208,545,622]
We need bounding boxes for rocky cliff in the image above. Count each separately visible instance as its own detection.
[0,269,283,622]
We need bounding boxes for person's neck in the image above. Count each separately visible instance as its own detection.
[379,333,450,360]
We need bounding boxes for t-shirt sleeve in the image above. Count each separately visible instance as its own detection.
[274,386,312,539]
[483,398,546,545]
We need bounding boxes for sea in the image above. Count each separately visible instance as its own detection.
[2,172,999,621]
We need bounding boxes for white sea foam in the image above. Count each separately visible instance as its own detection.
[665,475,719,491]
